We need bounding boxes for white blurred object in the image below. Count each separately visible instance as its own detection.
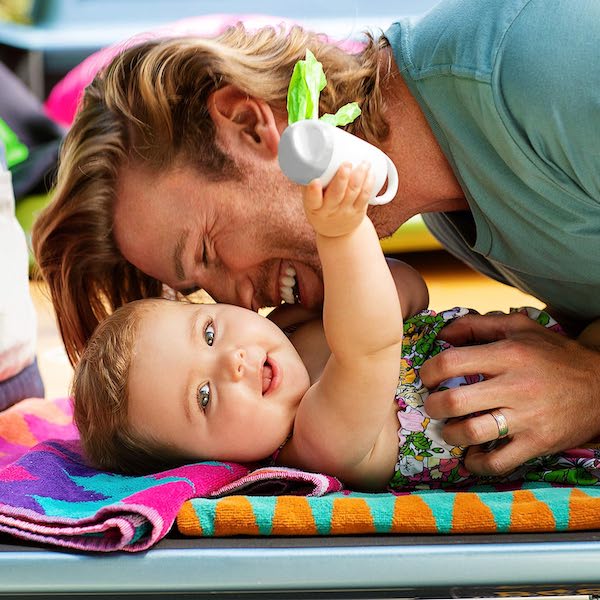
[0,164,37,381]
[278,120,398,205]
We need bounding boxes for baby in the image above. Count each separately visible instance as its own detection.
[72,162,565,490]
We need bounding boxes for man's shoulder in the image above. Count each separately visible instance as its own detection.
[386,0,532,82]
[495,0,600,110]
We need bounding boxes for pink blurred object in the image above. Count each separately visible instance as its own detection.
[44,14,364,128]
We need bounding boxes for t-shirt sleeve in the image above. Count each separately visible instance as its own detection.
[495,0,600,202]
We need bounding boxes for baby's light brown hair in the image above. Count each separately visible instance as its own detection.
[72,298,187,474]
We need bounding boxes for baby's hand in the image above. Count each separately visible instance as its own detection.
[302,162,375,238]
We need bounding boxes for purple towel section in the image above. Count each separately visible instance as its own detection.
[0,399,342,551]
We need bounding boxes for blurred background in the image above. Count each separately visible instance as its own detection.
[0,0,543,399]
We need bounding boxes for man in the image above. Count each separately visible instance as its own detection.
[33,0,600,476]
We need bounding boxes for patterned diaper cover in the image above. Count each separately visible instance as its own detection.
[388,306,564,491]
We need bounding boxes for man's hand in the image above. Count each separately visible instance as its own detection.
[420,312,600,476]
[303,162,374,238]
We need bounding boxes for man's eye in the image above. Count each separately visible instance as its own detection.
[204,321,215,346]
[197,383,211,411]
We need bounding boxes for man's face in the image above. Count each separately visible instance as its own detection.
[114,159,325,310]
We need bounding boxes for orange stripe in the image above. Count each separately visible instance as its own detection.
[390,495,437,533]
[214,497,260,536]
[176,501,202,536]
[451,493,497,533]
[0,413,37,447]
[509,490,555,532]
[569,488,600,530]
[330,498,374,534]
[271,497,317,535]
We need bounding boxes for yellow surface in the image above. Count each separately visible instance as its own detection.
[380,215,441,253]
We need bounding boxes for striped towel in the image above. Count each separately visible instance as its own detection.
[178,482,600,537]
[3,397,600,552]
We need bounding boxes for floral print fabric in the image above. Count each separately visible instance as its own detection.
[389,306,569,490]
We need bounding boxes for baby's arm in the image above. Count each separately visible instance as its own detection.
[386,257,429,318]
[289,163,405,488]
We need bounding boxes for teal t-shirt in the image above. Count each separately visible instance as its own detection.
[385,0,600,321]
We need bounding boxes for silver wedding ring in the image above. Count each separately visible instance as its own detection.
[490,409,509,439]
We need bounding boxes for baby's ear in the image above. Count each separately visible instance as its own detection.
[208,85,280,159]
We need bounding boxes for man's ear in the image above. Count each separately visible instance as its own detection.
[208,85,280,159]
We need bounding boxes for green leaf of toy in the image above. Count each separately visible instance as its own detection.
[287,61,307,124]
[0,118,29,169]
[287,49,326,124]
[320,102,361,127]
[303,49,326,119]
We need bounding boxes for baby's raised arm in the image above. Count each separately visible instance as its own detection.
[288,163,405,489]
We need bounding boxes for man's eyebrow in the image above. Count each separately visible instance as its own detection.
[173,230,190,282]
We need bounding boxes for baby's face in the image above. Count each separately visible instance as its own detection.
[127,301,310,463]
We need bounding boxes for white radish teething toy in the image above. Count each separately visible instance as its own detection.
[278,49,398,206]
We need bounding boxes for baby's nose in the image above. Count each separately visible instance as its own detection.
[227,348,246,381]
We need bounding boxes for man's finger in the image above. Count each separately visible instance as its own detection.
[437,312,542,346]
[420,343,506,390]
[464,436,533,477]
[424,376,511,419]
[442,409,514,446]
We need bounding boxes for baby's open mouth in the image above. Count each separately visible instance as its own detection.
[279,264,300,304]
[262,360,273,395]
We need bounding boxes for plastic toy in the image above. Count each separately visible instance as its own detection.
[278,50,398,205]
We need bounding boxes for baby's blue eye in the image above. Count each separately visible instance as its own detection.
[197,383,211,411]
[204,321,215,346]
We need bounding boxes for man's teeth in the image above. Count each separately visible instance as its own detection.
[280,265,299,304]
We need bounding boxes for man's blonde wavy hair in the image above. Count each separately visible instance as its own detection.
[32,23,392,367]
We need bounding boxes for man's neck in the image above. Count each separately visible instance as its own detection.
[367,48,468,238]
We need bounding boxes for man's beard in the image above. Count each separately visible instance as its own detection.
[234,153,325,307]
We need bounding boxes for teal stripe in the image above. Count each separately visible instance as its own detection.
[131,522,151,544]
[416,490,456,533]
[307,493,343,534]
[473,490,513,532]
[349,492,395,533]
[530,484,572,531]
[248,496,278,535]
[194,498,218,536]
[572,485,600,498]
